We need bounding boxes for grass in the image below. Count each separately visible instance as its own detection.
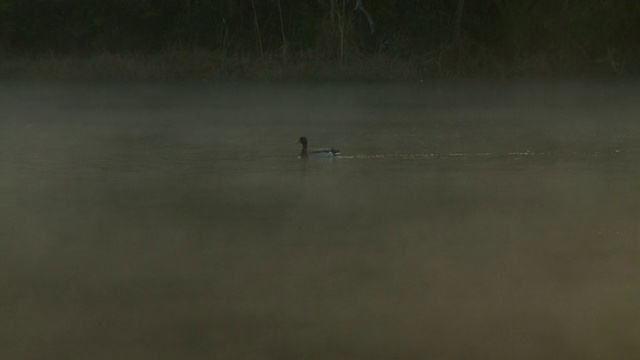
[0,45,633,82]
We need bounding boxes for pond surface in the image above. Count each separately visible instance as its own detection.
[1,80,640,359]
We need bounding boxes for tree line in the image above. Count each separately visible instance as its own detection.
[1,0,639,75]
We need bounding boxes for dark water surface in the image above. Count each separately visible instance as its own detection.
[2,80,640,359]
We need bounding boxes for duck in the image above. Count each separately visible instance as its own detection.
[297,136,341,159]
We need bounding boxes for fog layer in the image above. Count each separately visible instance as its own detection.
[1,80,639,359]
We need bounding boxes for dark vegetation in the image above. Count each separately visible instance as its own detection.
[1,0,639,79]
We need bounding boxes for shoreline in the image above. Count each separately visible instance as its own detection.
[0,49,633,82]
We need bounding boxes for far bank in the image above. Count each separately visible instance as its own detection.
[0,48,633,82]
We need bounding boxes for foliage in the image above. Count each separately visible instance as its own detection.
[1,0,639,76]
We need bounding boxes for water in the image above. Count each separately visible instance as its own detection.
[1,80,640,359]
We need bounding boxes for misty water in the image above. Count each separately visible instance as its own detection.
[2,80,640,359]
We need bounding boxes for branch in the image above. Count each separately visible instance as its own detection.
[354,0,375,34]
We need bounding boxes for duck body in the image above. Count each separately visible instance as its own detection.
[298,137,340,159]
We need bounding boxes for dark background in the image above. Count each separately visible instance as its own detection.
[1,0,639,77]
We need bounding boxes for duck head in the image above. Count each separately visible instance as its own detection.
[298,136,308,158]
